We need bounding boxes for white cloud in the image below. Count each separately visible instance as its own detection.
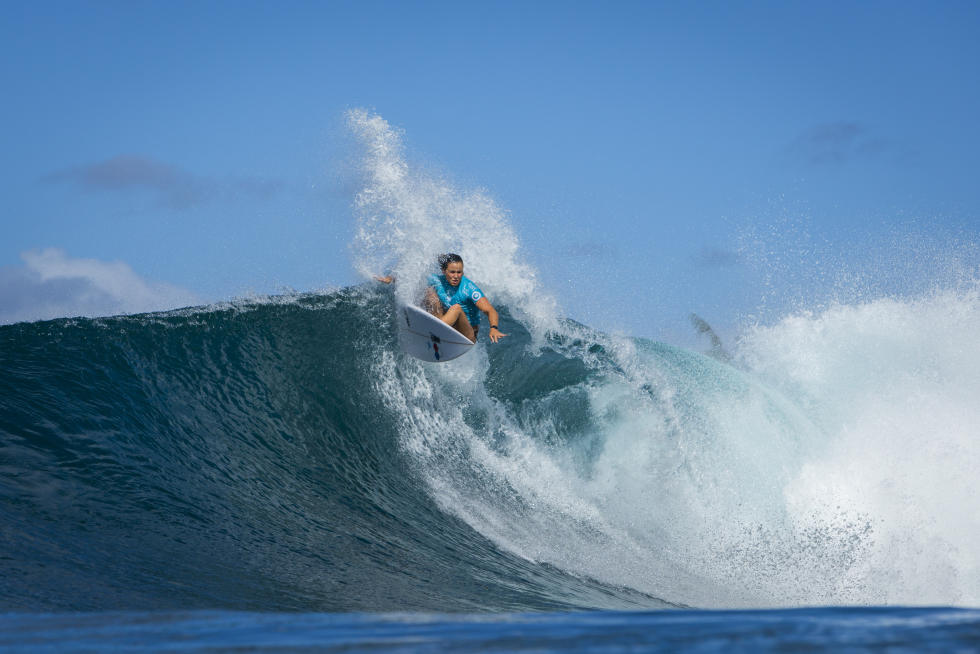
[0,248,201,325]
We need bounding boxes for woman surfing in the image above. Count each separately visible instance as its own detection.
[377,253,507,344]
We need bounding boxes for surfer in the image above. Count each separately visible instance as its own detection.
[376,254,507,343]
[425,254,506,344]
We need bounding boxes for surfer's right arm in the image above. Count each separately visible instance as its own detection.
[374,275,395,284]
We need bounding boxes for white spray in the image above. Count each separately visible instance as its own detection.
[347,110,980,609]
[346,109,557,339]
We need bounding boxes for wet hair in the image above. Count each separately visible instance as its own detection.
[438,253,463,270]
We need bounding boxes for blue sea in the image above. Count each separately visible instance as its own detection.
[2,286,979,651]
[3,607,979,652]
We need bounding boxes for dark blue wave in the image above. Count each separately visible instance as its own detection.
[0,287,671,612]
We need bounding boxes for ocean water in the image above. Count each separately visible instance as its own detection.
[2,112,979,650]
[2,608,979,652]
[2,286,979,650]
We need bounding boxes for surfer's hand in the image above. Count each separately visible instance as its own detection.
[374,275,394,284]
[488,326,506,343]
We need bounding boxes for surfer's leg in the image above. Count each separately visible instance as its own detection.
[436,305,475,341]
[425,289,475,341]
[438,304,462,324]
[451,311,475,342]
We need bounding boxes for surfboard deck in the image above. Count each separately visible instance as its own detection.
[398,304,474,362]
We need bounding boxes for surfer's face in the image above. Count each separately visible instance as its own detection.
[443,261,464,286]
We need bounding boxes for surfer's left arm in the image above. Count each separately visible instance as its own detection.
[475,297,507,343]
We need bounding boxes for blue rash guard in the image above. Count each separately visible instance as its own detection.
[428,273,485,326]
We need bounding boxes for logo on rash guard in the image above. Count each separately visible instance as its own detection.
[471,291,482,301]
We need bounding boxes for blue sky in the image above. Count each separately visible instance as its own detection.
[2,1,979,341]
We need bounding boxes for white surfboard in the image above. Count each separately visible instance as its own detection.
[398,304,474,362]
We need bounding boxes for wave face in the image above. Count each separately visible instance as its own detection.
[0,291,666,612]
[2,284,979,612]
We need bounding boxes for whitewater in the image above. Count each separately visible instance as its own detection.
[347,109,980,609]
[2,110,979,650]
